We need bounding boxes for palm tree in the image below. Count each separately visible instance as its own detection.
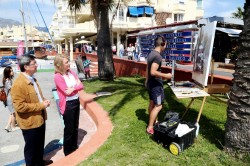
[225,1,250,153]
[232,7,244,19]
[67,0,115,80]
[66,0,151,80]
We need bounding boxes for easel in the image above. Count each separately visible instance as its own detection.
[169,80,209,124]
[181,95,207,123]
[169,60,209,124]
[205,59,230,103]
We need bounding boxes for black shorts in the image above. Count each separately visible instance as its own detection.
[148,86,165,105]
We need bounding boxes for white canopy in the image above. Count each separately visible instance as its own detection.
[75,40,91,44]
[216,27,242,37]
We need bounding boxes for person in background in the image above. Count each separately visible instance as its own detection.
[3,66,19,132]
[145,36,172,135]
[88,43,92,53]
[82,55,91,79]
[112,44,117,56]
[132,43,135,60]
[127,43,134,60]
[54,55,84,156]
[11,54,52,166]
[135,42,140,61]
[119,43,124,58]
[91,44,95,53]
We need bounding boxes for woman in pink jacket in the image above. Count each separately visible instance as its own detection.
[54,55,84,156]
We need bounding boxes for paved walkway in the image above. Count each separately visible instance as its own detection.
[0,62,102,166]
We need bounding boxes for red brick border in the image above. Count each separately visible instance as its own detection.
[51,91,113,166]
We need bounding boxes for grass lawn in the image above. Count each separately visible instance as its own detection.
[37,69,54,72]
[80,77,249,166]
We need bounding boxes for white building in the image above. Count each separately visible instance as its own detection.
[49,0,204,60]
[0,25,51,56]
[0,25,50,43]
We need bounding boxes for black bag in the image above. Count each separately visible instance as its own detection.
[164,111,179,121]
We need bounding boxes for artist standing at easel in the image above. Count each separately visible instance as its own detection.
[145,36,172,135]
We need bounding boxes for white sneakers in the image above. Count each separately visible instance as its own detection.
[4,126,20,132]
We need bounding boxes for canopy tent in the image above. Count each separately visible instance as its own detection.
[128,6,154,16]
[216,27,242,37]
[128,7,138,16]
[137,7,144,15]
[145,7,154,15]
[75,40,91,44]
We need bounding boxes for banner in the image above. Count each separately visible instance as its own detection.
[17,41,24,57]
[139,31,194,59]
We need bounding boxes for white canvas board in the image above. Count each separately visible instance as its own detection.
[192,21,217,86]
[170,86,209,99]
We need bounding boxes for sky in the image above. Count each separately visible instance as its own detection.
[0,0,246,27]
[0,0,56,27]
[203,0,245,18]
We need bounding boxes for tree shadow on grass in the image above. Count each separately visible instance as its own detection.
[88,77,225,150]
[135,109,148,124]
[134,86,225,150]
[164,86,225,150]
[92,78,149,117]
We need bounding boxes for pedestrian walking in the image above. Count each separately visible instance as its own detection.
[119,43,124,58]
[127,43,134,60]
[3,66,19,132]
[82,55,91,79]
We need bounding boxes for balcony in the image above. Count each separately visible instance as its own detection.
[62,23,75,29]
[76,4,91,16]
[56,1,62,8]
[156,4,173,13]
[59,21,97,37]
[112,17,154,31]
[173,3,186,12]
[137,0,156,6]
[75,21,96,33]
[52,22,59,29]
[52,13,58,20]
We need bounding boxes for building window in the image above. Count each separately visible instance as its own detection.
[197,0,203,9]
[174,14,184,23]
[176,0,185,4]
[118,7,124,21]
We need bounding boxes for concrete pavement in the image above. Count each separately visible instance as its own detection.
[0,63,97,166]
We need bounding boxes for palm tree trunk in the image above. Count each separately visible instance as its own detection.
[95,1,115,81]
[225,0,250,153]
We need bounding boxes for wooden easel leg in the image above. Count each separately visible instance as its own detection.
[196,96,207,123]
[181,98,195,119]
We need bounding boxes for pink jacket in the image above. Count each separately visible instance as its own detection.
[54,70,84,114]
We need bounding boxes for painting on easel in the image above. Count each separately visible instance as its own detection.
[192,21,217,86]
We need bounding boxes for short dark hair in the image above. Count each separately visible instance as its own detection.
[154,36,166,47]
[18,54,36,72]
